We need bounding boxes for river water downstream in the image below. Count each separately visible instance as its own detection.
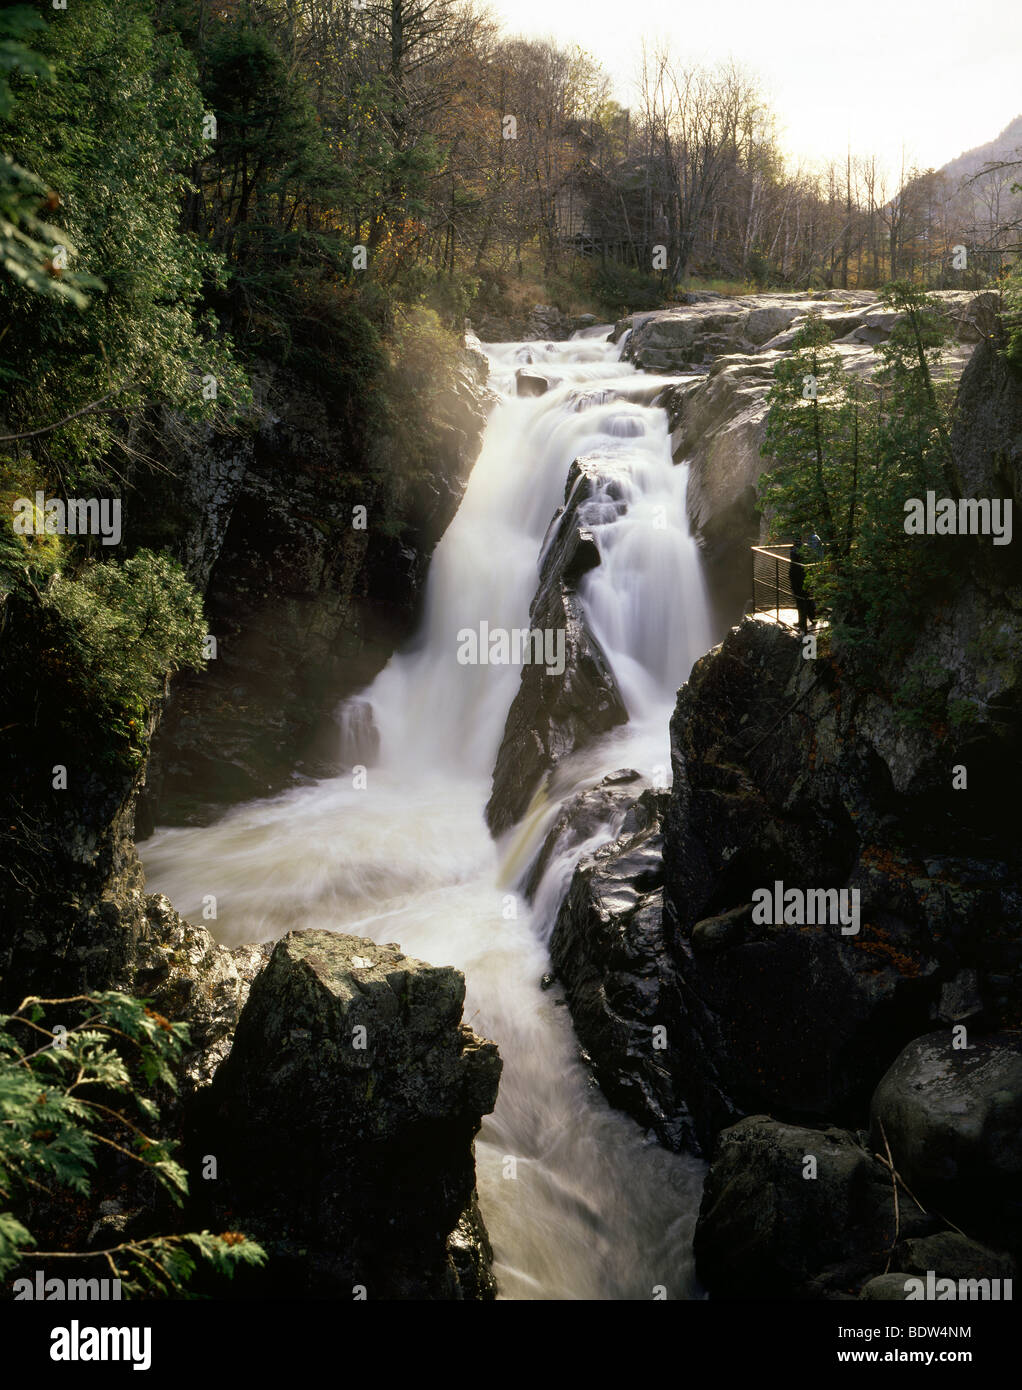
[142,330,717,1299]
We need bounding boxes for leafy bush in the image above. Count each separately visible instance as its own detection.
[0,990,265,1296]
[39,551,207,763]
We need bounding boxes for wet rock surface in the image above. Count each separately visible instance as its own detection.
[549,787,695,1151]
[871,1031,1022,1253]
[140,349,490,829]
[486,458,629,835]
[200,930,502,1299]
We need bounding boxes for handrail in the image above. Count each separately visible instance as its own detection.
[750,543,823,624]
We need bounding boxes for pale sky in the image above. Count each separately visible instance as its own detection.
[485,0,1022,183]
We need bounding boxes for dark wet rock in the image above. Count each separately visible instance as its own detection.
[858,1232,1017,1299]
[486,460,628,835]
[870,1031,1022,1254]
[661,620,952,1147]
[693,1116,932,1298]
[520,768,648,901]
[203,930,502,1300]
[892,1232,1016,1282]
[549,789,694,1151]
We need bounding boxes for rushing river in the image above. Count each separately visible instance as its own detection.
[141,330,717,1299]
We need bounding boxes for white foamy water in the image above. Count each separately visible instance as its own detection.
[142,330,716,1300]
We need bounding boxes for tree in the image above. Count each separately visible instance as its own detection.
[760,286,956,673]
[0,0,246,480]
[0,6,101,308]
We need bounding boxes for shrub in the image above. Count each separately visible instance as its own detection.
[0,990,265,1296]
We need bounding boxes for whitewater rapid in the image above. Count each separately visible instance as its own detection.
[141,330,716,1299]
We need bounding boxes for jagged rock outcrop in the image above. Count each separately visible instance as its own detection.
[200,930,502,1300]
[520,768,648,901]
[548,786,695,1150]
[139,347,490,829]
[661,617,1022,1149]
[486,458,628,835]
[693,1114,1017,1298]
[630,292,989,621]
[616,289,993,373]
[546,567,1021,1165]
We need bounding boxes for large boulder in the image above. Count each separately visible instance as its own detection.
[524,303,573,341]
[693,1116,931,1298]
[870,1031,1022,1255]
[662,619,958,1146]
[204,930,502,1299]
[516,368,551,397]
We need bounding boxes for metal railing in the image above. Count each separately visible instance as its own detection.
[751,544,825,626]
[752,544,796,622]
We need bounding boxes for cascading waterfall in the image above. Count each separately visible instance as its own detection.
[141,330,717,1300]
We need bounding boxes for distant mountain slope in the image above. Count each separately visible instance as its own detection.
[939,115,1022,186]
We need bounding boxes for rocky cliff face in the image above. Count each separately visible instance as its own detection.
[137,347,490,830]
[486,457,628,835]
[618,291,993,625]
[0,334,503,1300]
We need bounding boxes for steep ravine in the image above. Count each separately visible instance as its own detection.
[6,292,1019,1302]
[0,336,502,1298]
[141,330,715,1300]
[547,323,1022,1299]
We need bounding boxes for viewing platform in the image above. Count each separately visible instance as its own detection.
[750,544,827,632]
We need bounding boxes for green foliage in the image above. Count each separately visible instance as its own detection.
[0,456,63,585]
[761,310,874,556]
[0,5,51,118]
[39,551,207,761]
[760,285,960,704]
[380,305,464,481]
[1003,238,1022,370]
[0,8,103,310]
[0,991,265,1296]
[0,0,248,477]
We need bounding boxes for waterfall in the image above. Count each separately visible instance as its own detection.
[141,330,715,1300]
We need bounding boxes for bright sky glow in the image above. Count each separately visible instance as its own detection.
[485,0,1022,183]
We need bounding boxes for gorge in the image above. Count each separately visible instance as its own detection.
[4,291,1020,1305]
[141,329,717,1299]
